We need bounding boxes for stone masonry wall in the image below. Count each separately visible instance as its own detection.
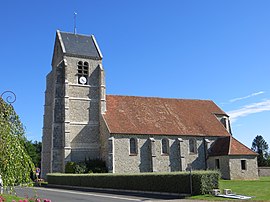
[229,155,258,180]
[111,135,218,173]
[99,115,111,170]
[258,167,270,176]
[208,155,258,180]
[63,56,102,163]
[41,72,54,179]
[42,36,64,177]
[207,156,230,179]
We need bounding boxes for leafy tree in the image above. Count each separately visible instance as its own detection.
[252,135,269,166]
[267,156,270,166]
[24,140,42,168]
[0,98,35,186]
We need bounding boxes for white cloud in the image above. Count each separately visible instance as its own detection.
[229,91,265,103]
[228,100,270,123]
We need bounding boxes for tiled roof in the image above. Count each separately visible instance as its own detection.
[58,31,102,59]
[103,95,231,136]
[209,136,258,156]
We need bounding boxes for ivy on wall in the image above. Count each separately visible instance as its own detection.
[0,98,35,186]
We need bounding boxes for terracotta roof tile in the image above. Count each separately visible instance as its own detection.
[209,136,257,156]
[103,95,231,136]
[230,137,257,155]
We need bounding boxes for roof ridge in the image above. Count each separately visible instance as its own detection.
[58,30,93,37]
[106,94,213,102]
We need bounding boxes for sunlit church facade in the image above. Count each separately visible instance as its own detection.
[41,30,258,180]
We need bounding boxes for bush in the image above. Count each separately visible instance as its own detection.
[65,162,76,173]
[84,159,107,173]
[65,159,107,174]
[48,170,220,195]
[192,170,220,194]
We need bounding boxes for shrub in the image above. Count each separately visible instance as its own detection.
[84,159,107,173]
[192,170,220,194]
[64,162,76,173]
[48,170,220,195]
[64,159,107,174]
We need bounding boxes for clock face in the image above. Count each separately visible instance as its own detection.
[79,76,87,84]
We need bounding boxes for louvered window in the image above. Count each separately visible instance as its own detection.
[78,61,89,84]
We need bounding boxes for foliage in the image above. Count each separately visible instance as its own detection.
[64,159,107,174]
[0,194,23,201]
[48,170,220,195]
[192,171,220,195]
[0,194,51,202]
[65,162,86,174]
[251,135,269,166]
[24,141,42,168]
[190,177,270,201]
[0,98,35,186]
[64,162,77,173]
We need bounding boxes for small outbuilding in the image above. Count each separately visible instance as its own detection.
[208,136,258,180]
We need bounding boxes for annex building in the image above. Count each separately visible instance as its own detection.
[41,30,258,180]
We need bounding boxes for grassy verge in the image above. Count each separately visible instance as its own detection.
[0,194,24,201]
[190,177,270,201]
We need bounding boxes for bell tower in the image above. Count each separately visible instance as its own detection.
[41,30,106,178]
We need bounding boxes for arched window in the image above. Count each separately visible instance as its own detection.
[78,61,89,84]
[130,138,137,155]
[189,138,197,154]
[161,138,169,155]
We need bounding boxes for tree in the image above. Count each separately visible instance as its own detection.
[0,98,35,186]
[24,140,42,168]
[251,135,269,166]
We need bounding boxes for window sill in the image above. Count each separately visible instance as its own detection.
[129,153,138,156]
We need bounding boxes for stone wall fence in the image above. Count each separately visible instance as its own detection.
[258,167,270,177]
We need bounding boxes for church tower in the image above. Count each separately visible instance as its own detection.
[41,30,106,178]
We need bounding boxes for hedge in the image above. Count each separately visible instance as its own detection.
[47,170,219,195]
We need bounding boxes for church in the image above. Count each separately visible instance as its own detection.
[41,30,258,180]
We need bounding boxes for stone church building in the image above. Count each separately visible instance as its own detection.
[41,30,258,180]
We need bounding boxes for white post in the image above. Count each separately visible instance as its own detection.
[0,175,3,194]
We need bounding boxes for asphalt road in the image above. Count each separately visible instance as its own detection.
[13,186,187,202]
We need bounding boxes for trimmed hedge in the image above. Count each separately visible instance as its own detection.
[47,170,219,195]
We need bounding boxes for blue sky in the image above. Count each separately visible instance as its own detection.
[0,0,269,148]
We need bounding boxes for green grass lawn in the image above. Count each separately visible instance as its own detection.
[190,177,270,201]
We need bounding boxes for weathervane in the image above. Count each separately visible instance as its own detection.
[74,12,77,34]
[0,91,16,104]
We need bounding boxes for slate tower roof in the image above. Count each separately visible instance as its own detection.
[57,30,103,59]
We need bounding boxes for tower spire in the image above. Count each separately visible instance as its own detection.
[74,12,77,34]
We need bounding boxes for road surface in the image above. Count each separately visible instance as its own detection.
[13,186,189,202]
